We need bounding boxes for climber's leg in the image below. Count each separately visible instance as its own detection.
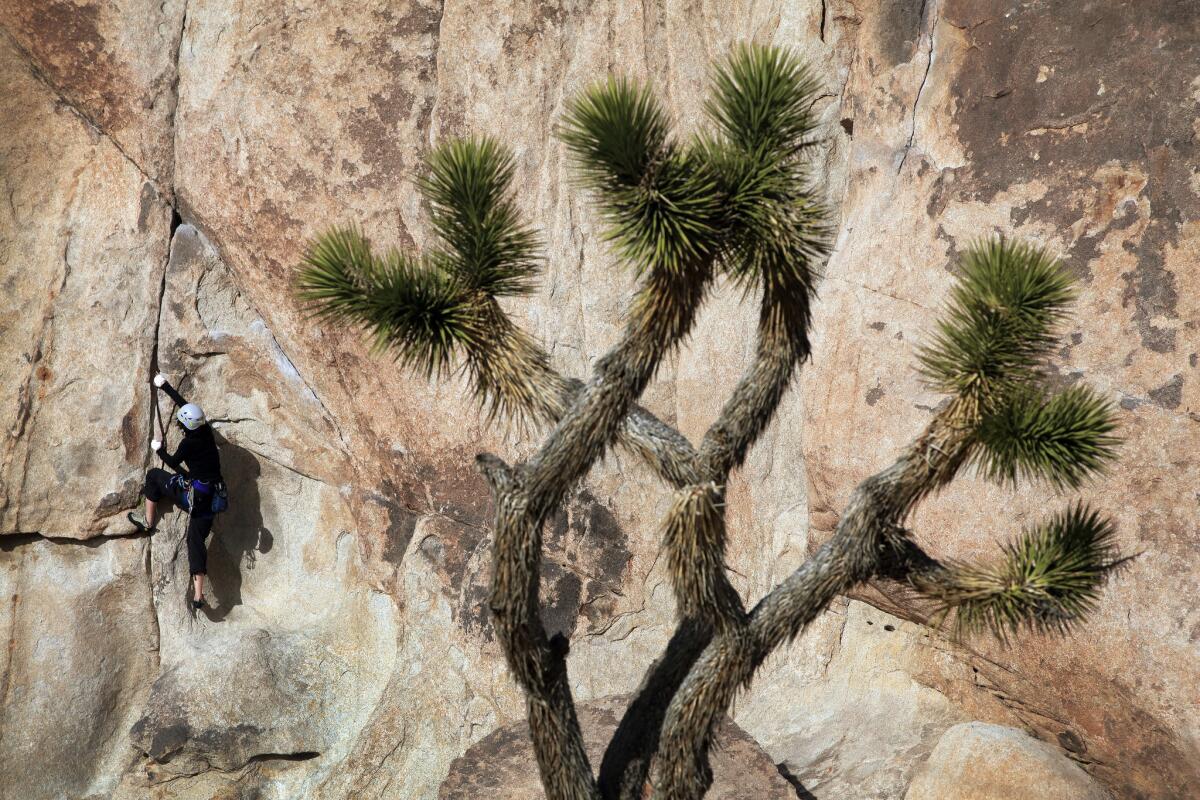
[187,513,214,608]
[129,468,173,532]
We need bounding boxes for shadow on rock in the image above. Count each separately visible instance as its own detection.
[203,432,273,621]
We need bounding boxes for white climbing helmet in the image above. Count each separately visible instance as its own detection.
[177,403,207,430]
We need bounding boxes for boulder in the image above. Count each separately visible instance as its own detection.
[438,696,796,800]
[737,601,971,800]
[904,722,1112,800]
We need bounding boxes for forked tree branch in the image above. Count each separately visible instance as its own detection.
[479,259,718,800]
[645,407,971,799]
[599,286,813,797]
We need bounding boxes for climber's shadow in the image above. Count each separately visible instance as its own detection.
[203,432,273,621]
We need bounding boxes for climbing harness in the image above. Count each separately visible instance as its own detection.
[180,477,229,516]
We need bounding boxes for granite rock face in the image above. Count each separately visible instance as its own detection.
[0,32,170,540]
[109,226,398,799]
[0,1,1196,799]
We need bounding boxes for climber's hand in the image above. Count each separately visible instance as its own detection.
[153,373,168,388]
[151,439,162,452]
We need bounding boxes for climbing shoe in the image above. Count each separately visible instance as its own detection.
[192,599,204,610]
[128,510,156,533]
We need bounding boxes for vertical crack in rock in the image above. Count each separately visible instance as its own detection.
[897,0,938,175]
[143,0,190,655]
[143,210,184,659]
[167,0,190,199]
[141,0,191,656]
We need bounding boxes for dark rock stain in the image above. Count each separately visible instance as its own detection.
[370,479,420,566]
[865,384,885,406]
[1147,374,1183,410]
[1120,239,1180,354]
[456,488,630,641]
[137,182,158,233]
[935,224,962,271]
[146,721,191,761]
[877,0,928,67]
[540,564,582,639]
[943,0,1197,338]
[345,3,443,193]
[120,407,139,463]
[409,449,493,530]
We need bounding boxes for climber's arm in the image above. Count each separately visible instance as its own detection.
[155,438,193,476]
[156,378,188,408]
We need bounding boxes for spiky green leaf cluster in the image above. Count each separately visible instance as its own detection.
[559,77,722,276]
[975,384,1120,489]
[297,136,550,385]
[703,44,830,323]
[420,137,541,297]
[934,504,1123,640]
[296,226,477,378]
[706,43,823,160]
[917,239,1075,406]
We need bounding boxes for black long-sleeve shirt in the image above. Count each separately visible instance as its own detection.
[155,381,222,481]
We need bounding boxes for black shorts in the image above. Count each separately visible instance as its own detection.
[142,467,181,503]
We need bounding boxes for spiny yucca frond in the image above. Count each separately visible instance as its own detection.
[420,137,541,297]
[711,141,831,304]
[559,76,670,188]
[917,239,1075,408]
[975,384,1120,490]
[706,43,823,158]
[702,45,830,316]
[929,504,1123,640]
[296,226,478,378]
[559,77,722,276]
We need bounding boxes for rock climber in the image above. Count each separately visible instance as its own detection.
[128,373,225,609]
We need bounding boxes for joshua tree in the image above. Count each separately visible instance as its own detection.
[297,45,1123,800]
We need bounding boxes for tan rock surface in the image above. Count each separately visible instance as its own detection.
[0,0,186,183]
[737,601,973,800]
[0,32,171,539]
[0,1,1195,799]
[904,722,1112,800]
